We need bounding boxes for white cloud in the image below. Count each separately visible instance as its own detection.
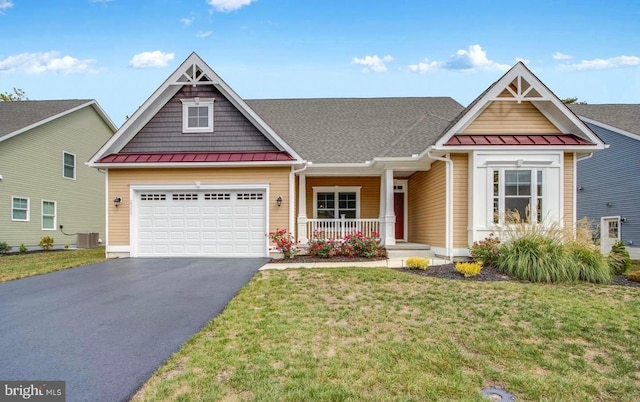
[562,55,640,71]
[352,55,394,73]
[409,45,509,73]
[0,0,14,14]
[207,0,255,12]
[181,17,195,26]
[0,52,98,74]
[129,51,175,69]
[553,52,572,60]
[90,0,113,3]
[196,30,213,38]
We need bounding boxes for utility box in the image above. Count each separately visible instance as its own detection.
[77,232,100,249]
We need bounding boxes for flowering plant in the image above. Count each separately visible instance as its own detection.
[268,228,299,259]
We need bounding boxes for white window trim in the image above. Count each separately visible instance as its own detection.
[312,186,361,219]
[12,196,30,222]
[181,98,214,133]
[63,151,76,180]
[491,168,544,225]
[41,200,57,230]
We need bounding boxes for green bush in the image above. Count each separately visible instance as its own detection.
[0,241,10,254]
[39,236,55,251]
[455,262,482,277]
[406,257,429,270]
[470,233,500,267]
[608,241,631,275]
[569,243,612,284]
[19,244,27,253]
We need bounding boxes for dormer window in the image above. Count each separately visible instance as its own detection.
[181,98,214,133]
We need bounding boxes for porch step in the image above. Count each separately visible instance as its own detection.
[386,243,432,260]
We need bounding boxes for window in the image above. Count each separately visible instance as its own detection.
[492,169,543,223]
[42,200,56,230]
[181,98,214,133]
[63,151,76,179]
[313,187,360,219]
[12,197,29,221]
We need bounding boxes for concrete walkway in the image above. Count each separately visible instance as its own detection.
[262,255,451,270]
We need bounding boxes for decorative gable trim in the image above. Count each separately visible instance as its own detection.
[434,62,605,151]
[89,52,303,166]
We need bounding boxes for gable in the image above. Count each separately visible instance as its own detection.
[462,101,561,134]
[121,85,278,153]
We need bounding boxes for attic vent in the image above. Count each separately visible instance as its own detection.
[140,193,167,201]
[205,193,231,200]
[237,193,264,201]
[172,193,199,201]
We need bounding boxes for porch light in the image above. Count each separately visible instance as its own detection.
[276,196,283,207]
[113,197,122,207]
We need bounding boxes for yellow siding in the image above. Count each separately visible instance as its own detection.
[305,177,380,218]
[451,154,469,249]
[563,153,574,228]
[463,101,561,134]
[408,162,446,247]
[107,167,290,246]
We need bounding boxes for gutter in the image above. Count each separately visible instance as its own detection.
[426,148,454,261]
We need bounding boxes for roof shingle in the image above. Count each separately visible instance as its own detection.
[0,100,91,141]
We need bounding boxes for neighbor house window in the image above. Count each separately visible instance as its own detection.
[492,169,543,223]
[63,151,76,179]
[181,98,214,133]
[42,200,56,230]
[313,187,360,219]
[12,197,29,221]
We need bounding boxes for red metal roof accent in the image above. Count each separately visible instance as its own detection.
[444,134,594,146]
[97,151,295,164]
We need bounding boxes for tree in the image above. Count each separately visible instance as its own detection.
[0,88,29,101]
[561,96,587,105]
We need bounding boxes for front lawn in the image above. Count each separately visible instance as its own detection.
[0,247,106,283]
[134,268,640,401]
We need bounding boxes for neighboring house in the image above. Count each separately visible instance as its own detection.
[89,53,605,259]
[0,100,116,248]
[568,104,640,259]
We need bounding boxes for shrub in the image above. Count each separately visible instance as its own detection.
[568,243,612,284]
[308,234,340,258]
[456,262,482,278]
[470,233,500,267]
[19,244,27,253]
[268,229,299,259]
[406,257,429,270]
[608,241,631,275]
[308,231,384,258]
[627,270,640,283]
[0,241,10,254]
[39,236,55,251]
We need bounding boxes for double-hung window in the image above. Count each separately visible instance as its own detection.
[12,197,29,221]
[313,187,360,219]
[181,98,214,133]
[492,169,543,223]
[42,200,56,230]
[63,151,76,179]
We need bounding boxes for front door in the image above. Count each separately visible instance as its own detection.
[394,193,404,240]
[600,217,620,254]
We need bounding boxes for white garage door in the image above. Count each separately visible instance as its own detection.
[135,190,267,257]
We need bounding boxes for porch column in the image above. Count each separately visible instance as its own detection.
[383,169,396,246]
[297,174,308,244]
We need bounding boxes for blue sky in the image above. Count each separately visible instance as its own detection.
[1,0,639,126]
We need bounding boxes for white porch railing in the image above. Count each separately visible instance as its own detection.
[306,218,380,240]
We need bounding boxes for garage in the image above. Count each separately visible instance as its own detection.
[133,189,267,257]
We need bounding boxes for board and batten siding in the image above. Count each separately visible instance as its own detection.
[408,161,446,248]
[122,85,279,153]
[563,152,574,229]
[577,122,640,249]
[451,153,469,249]
[304,177,380,219]
[107,167,290,246]
[463,101,561,134]
[0,106,112,247]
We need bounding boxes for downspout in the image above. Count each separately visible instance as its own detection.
[289,162,309,241]
[427,149,454,261]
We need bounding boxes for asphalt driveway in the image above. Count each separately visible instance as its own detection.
[0,257,267,401]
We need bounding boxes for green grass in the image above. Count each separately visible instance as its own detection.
[0,247,106,283]
[134,268,640,402]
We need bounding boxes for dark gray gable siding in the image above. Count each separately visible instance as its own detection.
[577,122,640,247]
[121,85,278,153]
